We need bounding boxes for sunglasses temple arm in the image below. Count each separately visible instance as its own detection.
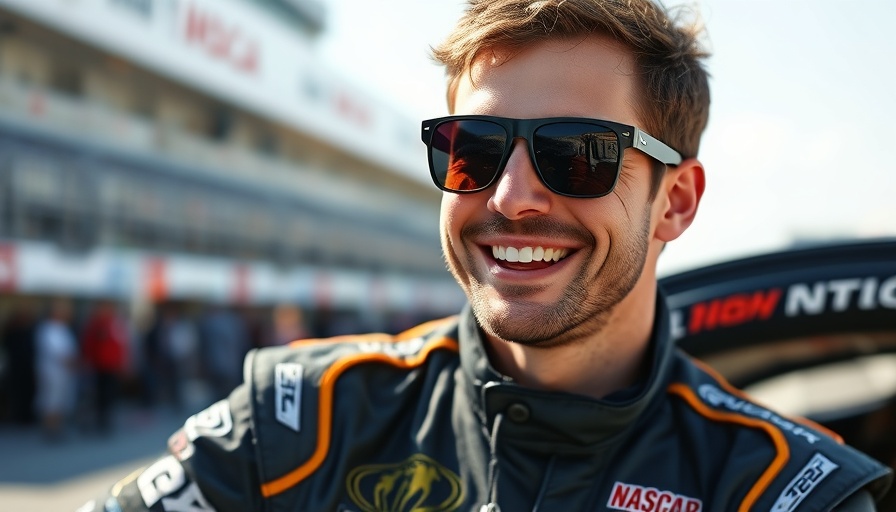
[633,128,683,166]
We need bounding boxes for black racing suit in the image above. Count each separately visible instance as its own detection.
[80,298,892,511]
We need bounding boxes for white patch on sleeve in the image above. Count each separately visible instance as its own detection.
[275,362,303,432]
[137,456,217,511]
[137,455,186,508]
[771,453,839,511]
[184,400,233,441]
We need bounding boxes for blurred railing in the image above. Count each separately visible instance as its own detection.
[0,77,436,236]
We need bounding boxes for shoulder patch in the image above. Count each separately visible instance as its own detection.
[357,336,427,358]
[696,383,821,445]
[275,362,303,432]
[771,453,839,512]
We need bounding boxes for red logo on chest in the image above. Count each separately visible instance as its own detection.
[607,482,702,512]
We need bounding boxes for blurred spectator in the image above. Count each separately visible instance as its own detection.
[241,306,270,350]
[271,304,310,345]
[34,299,78,441]
[81,301,129,433]
[199,305,250,402]
[163,306,199,411]
[139,305,170,408]
[0,300,38,424]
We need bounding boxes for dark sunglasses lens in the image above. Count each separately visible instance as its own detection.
[430,120,507,192]
[533,122,621,197]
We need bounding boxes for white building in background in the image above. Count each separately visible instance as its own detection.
[0,0,464,320]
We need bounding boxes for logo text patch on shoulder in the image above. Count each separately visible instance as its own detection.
[608,482,702,512]
[275,362,303,432]
[772,453,839,511]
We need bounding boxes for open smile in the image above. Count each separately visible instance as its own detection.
[491,245,571,263]
[485,244,576,273]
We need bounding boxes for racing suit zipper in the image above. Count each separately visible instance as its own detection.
[480,411,559,512]
[481,412,504,512]
[531,455,557,512]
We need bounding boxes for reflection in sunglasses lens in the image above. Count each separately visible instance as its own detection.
[534,122,619,197]
[433,120,507,191]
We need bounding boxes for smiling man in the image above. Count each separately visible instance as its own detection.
[434,34,686,398]
[81,1,891,511]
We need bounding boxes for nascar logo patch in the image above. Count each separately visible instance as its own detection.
[607,481,702,512]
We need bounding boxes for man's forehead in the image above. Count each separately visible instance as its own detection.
[455,35,640,122]
[468,36,635,79]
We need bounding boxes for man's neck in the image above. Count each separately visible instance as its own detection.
[484,282,658,400]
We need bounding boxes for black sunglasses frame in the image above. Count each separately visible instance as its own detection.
[421,115,683,198]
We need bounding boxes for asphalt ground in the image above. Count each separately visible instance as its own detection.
[0,404,190,511]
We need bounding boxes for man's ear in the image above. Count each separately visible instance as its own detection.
[654,158,705,243]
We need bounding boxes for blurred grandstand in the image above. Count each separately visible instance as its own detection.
[0,0,466,417]
[0,0,464,328]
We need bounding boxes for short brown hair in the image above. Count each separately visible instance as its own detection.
[432,0,711,160]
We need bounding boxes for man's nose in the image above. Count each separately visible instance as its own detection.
[487,139,553,219]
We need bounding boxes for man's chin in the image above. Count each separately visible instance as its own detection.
[472,295,569,345]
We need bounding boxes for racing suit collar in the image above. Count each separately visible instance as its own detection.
[458,292,675,454]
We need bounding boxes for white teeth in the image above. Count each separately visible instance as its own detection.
[491,245,570,263]
[505,247,519,262]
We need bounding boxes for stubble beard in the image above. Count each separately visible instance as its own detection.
[443,210,651,348]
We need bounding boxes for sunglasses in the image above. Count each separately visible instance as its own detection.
[421,115,682,198]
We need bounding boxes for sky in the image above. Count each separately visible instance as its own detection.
[315,0,896,276]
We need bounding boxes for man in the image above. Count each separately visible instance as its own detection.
[80,1,892,510]
[34,298,79,440]
[81,301,130,433]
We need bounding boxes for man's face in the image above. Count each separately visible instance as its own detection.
[441,36,663,347]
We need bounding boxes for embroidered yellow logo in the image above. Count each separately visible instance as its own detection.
[346,453,464,512]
